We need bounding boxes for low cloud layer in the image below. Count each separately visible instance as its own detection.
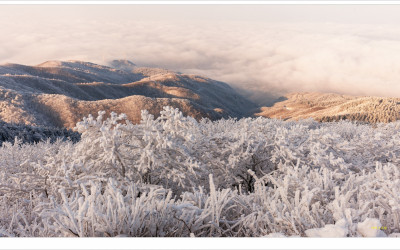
[1,15,400,105]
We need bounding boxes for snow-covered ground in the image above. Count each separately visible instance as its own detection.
[0,107,399,237]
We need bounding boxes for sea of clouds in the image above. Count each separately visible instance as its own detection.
[1,17,400,105]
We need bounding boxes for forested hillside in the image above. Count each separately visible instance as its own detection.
[0,121,79,146]
[257,92,400,123]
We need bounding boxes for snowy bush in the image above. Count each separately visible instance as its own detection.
[0,106,400,237]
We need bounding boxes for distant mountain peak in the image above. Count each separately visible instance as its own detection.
[109,59,137,72]
[36,60,63,67]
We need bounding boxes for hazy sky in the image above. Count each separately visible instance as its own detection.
[1,4,400,103]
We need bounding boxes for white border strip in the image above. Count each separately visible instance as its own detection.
[0,238,399,250]
[1,1,400,4]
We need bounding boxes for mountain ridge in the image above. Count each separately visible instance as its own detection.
[2,60,400,128]
[0,60,257,128]
[256,92,400,123]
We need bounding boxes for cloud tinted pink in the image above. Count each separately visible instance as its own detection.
[1,19,400,104]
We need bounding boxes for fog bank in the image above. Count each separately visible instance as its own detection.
[1,5,400,104]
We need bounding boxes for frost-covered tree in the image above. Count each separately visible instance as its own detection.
[1,107,400,237]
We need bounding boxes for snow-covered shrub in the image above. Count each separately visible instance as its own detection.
[40,175,238,237]
[1,106,400,237]
[67,107,277,194]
